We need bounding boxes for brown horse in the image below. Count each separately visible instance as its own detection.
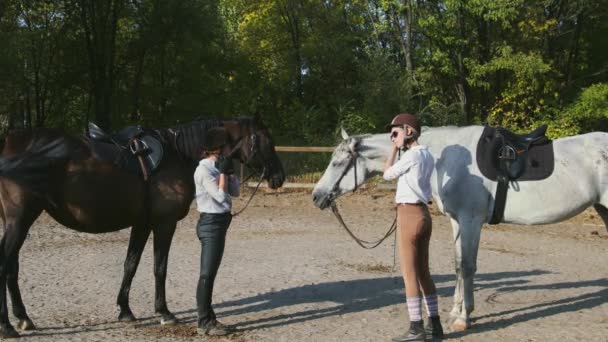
[0,116,285,338]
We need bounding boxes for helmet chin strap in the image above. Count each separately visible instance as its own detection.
[401,125,416,149]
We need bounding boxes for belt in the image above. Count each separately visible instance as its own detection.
[397,202,427,207]
[200,212,231,217]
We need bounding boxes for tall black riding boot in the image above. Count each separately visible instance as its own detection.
[391,320,425,342]
[425,316,444,338]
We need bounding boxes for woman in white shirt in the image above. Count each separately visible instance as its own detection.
[384,114,443,342]
[194,127,240,336]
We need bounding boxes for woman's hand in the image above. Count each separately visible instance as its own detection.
[385,144,399,172]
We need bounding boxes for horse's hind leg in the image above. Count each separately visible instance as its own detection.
[116,224,151,322]
[7,258,35,331]
[593,204,608,232]
[152,221,178,325]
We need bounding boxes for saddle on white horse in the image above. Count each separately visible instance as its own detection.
[476,125,554,224]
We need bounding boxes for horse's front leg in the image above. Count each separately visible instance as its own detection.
[0,202,42,338]
[116,225,151,322]
[448,215,483,332]
[152,221,178,325]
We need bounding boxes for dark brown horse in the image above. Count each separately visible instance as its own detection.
[0,116,285,338]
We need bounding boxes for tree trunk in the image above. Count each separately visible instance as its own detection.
[403,0,414,78]
[79,0,122,131]
[131,49,146,123]
[476,12,490,122]
[564,11,584,91]
[456,2,472,124]
[278,0,303,99]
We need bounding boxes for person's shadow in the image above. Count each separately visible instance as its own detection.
[434,144,492,217]
[173,269,562,331]
[26,270,607,338]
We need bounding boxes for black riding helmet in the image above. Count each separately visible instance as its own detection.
[202,127,229,152]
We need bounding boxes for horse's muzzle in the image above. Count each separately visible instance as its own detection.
[312,190,333,210]
[266,170,285,189]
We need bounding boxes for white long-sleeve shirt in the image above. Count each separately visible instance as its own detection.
[194,158,240,214]
[383,145,434,204]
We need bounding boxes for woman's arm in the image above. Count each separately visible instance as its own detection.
[383,149,417,181]
[200,167,230,203]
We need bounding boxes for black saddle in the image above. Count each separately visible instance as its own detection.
[86,122,164,180]
[476,125,555,224]
[477,125,554,181]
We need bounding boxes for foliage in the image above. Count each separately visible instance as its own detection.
[554,83,608,137]
[0,0,606,143]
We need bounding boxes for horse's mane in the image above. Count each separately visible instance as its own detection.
[162,116,256,160]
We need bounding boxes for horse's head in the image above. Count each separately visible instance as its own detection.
[225,116,285,189]
[312,129,389,209]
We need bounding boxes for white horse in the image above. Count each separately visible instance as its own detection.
[312,126,608,331]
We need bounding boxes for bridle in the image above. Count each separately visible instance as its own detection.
[327,144,397,250]
[326,148,359,204]
[227,128,268,217]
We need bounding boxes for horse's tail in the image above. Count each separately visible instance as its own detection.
[0,137,69,197]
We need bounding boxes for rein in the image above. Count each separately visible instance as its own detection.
[231,166,265,217]
[330,202,397,249]
[228,127,265,217]
[328,148,397,249]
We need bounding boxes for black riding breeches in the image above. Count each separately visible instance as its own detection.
[196,212,232,328]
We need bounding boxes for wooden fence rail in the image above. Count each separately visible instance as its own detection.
[241,146,396,190]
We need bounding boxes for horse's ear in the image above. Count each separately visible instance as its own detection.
[340,126,350,140]
[348,137,360,152]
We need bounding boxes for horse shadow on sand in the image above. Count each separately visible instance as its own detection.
[169,270,607,337]
[25,270,607,338]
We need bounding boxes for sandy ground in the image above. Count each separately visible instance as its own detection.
[7,190,608,342]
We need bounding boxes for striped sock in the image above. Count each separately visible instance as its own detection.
[406,296,422,322]
[424,294,439,317]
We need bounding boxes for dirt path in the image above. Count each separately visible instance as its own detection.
[9,191,608,341]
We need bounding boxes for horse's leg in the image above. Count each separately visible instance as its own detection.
[116,225,151,322]
[7,258,35,331]
[448,218,465,323]
[448,214,483,332]
[0,206,42,338]
[152,221,178,325]
[593,204,608,233]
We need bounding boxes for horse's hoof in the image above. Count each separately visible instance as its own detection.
[0,325,20,338]
[118,311,137,323]
[17,318,35,331]
[450,317,469,332]
[160,314,178,326]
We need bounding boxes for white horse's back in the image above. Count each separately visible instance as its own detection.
[498,131,608,224]
[420,127,608,225]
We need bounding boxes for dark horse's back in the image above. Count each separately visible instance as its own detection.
[0,128,164,234]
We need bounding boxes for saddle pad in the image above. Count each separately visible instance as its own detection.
[476,126,555,181]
